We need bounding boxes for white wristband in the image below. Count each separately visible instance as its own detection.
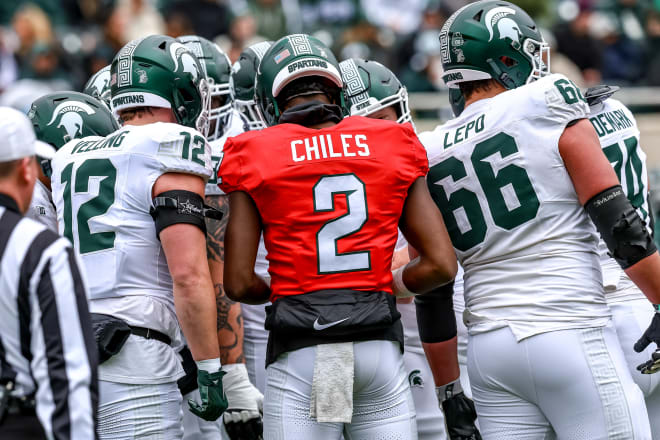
[392,266,416,298]
[195,357,221,372]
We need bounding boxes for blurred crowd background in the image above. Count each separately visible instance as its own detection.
[1,0,660,241]
[1,0,660,110]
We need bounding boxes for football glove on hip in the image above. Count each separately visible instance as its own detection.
[222,363,264,439]
[634,305,660,374]
[437,379,482,440]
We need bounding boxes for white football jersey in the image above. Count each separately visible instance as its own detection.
[589,98,650,300]
[26,180,58,232]
[420,74,610,341]
[50,122,212,335]
[210,109,271,339]
[206,109,248,196]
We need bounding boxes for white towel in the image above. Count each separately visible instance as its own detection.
[310,342,354,423]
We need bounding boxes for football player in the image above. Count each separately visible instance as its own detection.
[27,91,119,231]
[228,40,274,396]
[50,35,227,438]
[220,34,457,439]
[178,34,264,440]
[585,84,660,437]
[230,41,273,131]
[420,1,660,437]
[83,65,112,110]
[340,57,480,440]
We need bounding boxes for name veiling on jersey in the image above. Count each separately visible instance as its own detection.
[290,133,370,162]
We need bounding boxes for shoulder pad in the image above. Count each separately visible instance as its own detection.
[531,74,590,125]
[584,85,620,107]
[132,123,213,181]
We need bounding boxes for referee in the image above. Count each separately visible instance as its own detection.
[0,107,98,439]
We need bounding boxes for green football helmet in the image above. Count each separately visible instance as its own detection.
[255,34,346,126]
[438,0,550,90]
[339,58,413,127]
[230,41,273,130]
[110,35,211,136]
[83,65,112,110]
[177,35,232,140]
[28,91,119,176]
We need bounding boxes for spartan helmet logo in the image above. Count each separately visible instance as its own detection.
[91,69,110,94]
[408,370,424,388]
[46,101,96,142]
[170,42,200,81]
[58,112,83,140]
[485,6,521,43]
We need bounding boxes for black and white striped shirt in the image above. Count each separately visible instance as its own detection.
[0,193,98,439]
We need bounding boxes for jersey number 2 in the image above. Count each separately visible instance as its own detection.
[314,174,371,274]
[61,158,116,254]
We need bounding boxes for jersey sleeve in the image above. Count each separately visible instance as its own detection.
[535,74,590,126]
[403,124,430,178]
[143,124,213,181]
[205,138,226,196]
[218,136,248,194]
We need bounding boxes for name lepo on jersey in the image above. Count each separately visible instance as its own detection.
[289,133,371,164]
[589,108,633,138]
[442,114,486,149]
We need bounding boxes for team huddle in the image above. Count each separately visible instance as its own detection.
[10,0,660,439]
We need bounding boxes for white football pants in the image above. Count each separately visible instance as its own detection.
[467,323,652,440]
[263,340,417,440]
[608,295,660,438]
[181,388,224,440]
[244,328,268,394]
[98,380,183,439]
[398,301,448,440]
[453,284,472,399]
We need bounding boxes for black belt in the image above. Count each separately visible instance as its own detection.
[129,326,171,345]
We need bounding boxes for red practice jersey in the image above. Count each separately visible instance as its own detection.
[219,116,428,301]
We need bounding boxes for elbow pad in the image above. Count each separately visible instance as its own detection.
[585,185,656,269]
[414,282,457,343]
[150,190,208,238]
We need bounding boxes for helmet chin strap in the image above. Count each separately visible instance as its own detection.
[486,58,516,89]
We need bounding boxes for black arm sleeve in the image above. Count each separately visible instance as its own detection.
[414,282,457,343]
[150,190,207,238]
[585,185,657,269]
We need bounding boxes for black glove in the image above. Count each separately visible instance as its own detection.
[634,307,660,374]
[438,380,482,440]
[224,411,263,440]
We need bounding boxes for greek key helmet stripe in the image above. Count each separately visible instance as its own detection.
[117,38,141,87]
[250,41,272,60]
[287,34,313,56]
[440,3,472,63]
[339,59,369,106]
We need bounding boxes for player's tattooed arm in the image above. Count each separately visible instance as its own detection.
[206,194,246,364]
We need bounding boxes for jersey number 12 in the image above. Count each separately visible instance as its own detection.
[61,158,116,254]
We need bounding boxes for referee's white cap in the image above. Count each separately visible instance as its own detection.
[0,106,56,161]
